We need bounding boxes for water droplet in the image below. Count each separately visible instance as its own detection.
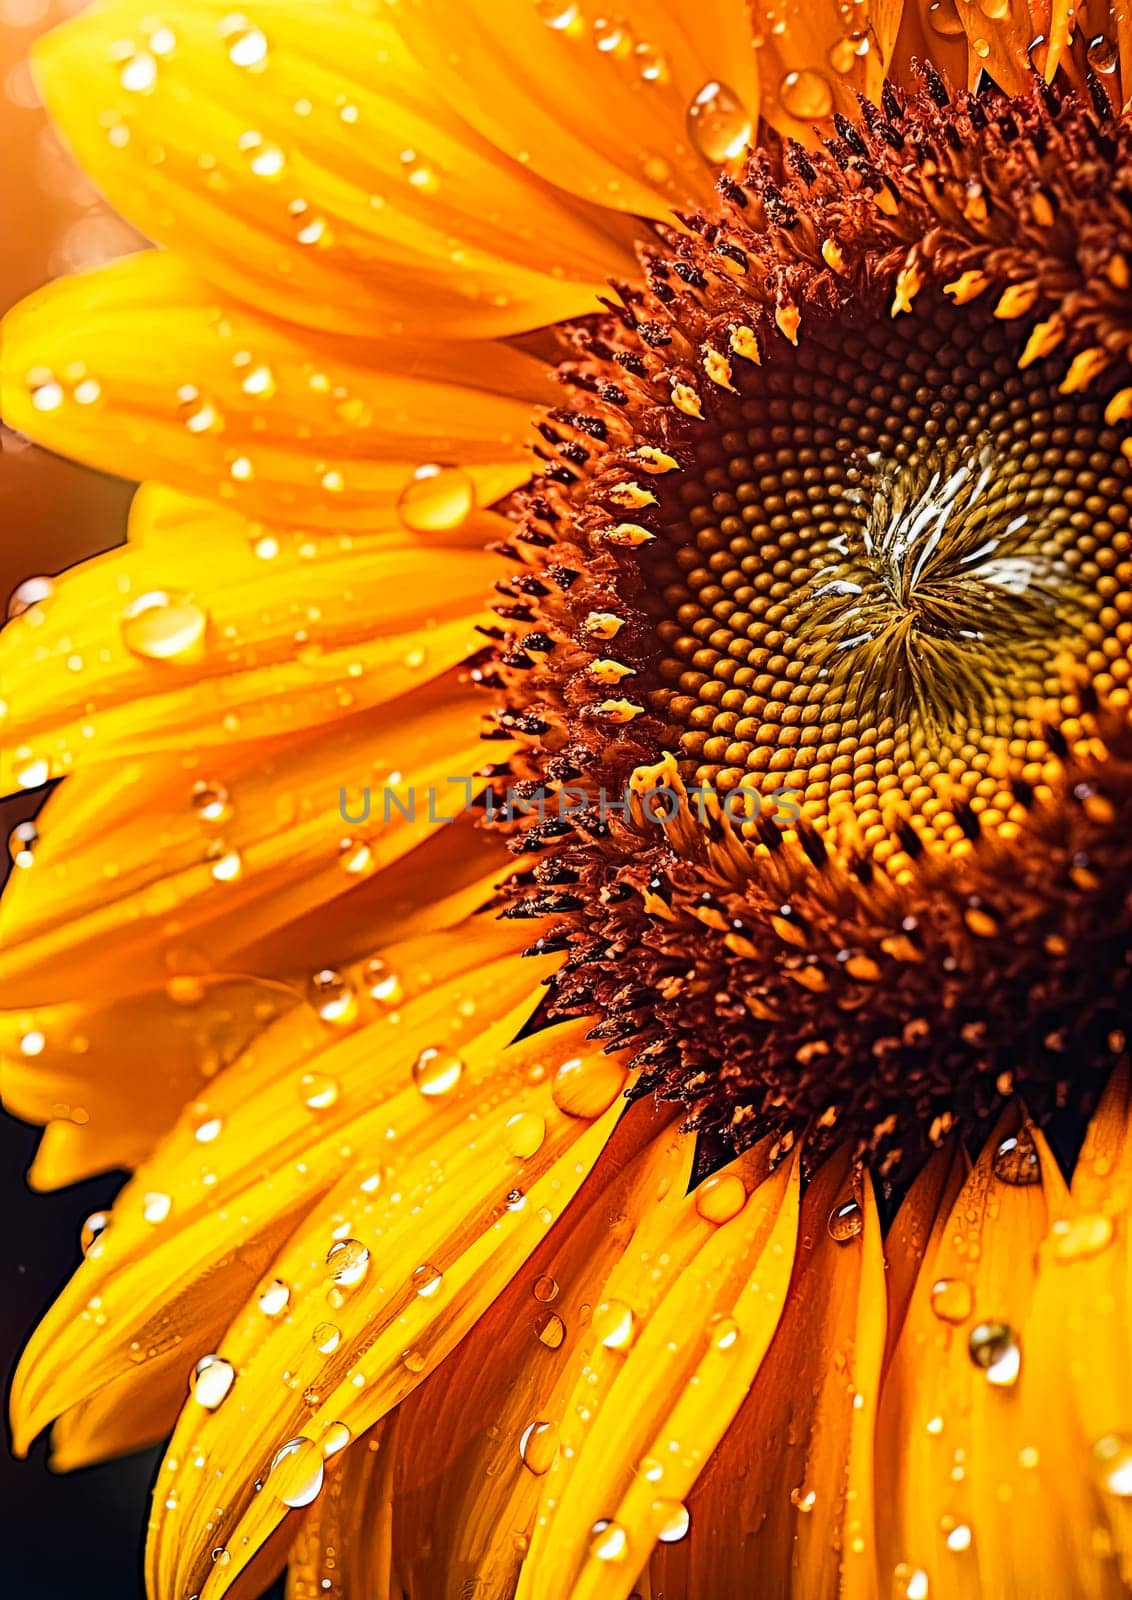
[190,780,229,823]
[551,1055,626,1119]
[177,386,220,432]
[968,1320,1021,1386]
[307,968,357,1028]
[536,1311,566,1348]
[503,1111,546,1160]
[972,36,990,58]
[930,1278,973,1324]
[119,50,158,93]
[927,0,965,34]
[519,1418,559,1474]
[653,1499,690,1542]
[80,1211,110,1256]
[8,576,53,619]
[505,1187,527,1213]
[74,379,102,405]
[270,1437,324,1507]
[362,957,403,1007]
[8,820,37,868]
[594,1299,636,1350]
[685,80,752,164]
[326,1238,369,1287]
[320,1421,351,1457]
[121,590,208,661]
[695,1173,747,1223]
[193,1113,223,1143]
[223,17,268,68]
[592,15,629,52]
[257,1278,291,1316]
[779,68,832,121]
[533,1274,559,1303]
[710,1314,740,1350]
[149,27,177,56]
[299,1071,340,1111]
[191,1354,235,1409]
[790,1485,817,1512]
[589,1519,628,1562]
[535,0,579,26]
[828,1196,863,1242]
[412,1047,464,1098]
[411,1263,443,1298]
[401,1347,426,1374]
[1088,34,1119,73]
[337,837,373,875]
[210,849,243,883]
[28,374,64,413]
[895,1568,930,1600]
[18,1029,45,1056]
[143,1191,172,1224]
[396,463,475,534]
[1093,1433,1132,1495]
[992,1129,1040,1185]
[313,1321,341,1354]
[946,1523,972,1552]
[249,142,286,178]
[230,454,255,480]
[1050,1212,1115,1262]
[827,33,868,74]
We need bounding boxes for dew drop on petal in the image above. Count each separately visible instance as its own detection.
[652,1498,690,1542]
[695,1174,746,1223]
[827,33,868,74]
[411,1263,443,1298]
[827,1196,863,1242]
[326,1238,369,1287]
[17,758,49,791]
[313,1321,341,1355]
[270,1437,324,1507]
[685,79,752,164]
[80,1211,110,1257]
[1088,33,1119,73]
[503,1111,546,1159]
[894,1568,930,1600]
[362,957,403,1007]
[533,1274,559,1303]
[300,1071,340,1112]
[710,1314,740,1350]
[535,0,579,27]
[779,68,832,121]
[338,837,373,875]
[992,1129,1040,1185]
[594,1298,637,1350]
[28,375,64,413]
[1050,1212,1114,1262]
[8,576,53,619]
[550,1055,626,1119]
[9,821,37,868]
[190,780,229,823]
[193,1113,223,1143]
[968,1320,1021,1386]
[519,1419,559,1474]
[223,16,268,67]
[210,848,243,883]
[18,1029,45,1056]
[927,0,965,33]
[1092,1434,1132,1495]
[191,1354,235,1409]
[589,1520,628,1562]
[257,1278,291,1316]
[401,1348,426,1374]
[929,1277,973,1324]
[412,1047,464,1097]
[945,1523,973,1552]
[320,1421,351,1458]
[396,463,475,534]
[121,590,208,661]
[307,968,357,1028]
[119,50,158,93]
[143,1191,172,1224]
[536,1311,566,1349]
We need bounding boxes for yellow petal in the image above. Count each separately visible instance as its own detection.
[390,0,761,218]
[32,0,633,338]
[1,252,552,531]
[285,1418,396,1599]
[143,1024,628,1600]
[650,1150,886,1598]
[515,1146,800,1600]
[0,485,495,788]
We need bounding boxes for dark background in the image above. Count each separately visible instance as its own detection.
[0,5,280,1592]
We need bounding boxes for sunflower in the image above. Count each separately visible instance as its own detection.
[5,0,1132,1595]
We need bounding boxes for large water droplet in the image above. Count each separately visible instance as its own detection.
[1088,33,1120,73]
[828,1196,863,1242]
[589,1519,628,1562]
[1093,1433,1132,1495]
[326,1238,369,1287]
[695,1174,746,1223]
[685,80,752,164]
[270,1437,324,1507]
[551,1055,625,1119]
[320,1421,351,1458]
[653,1499,690,1542]
[779,68,832,121]
[992,1129,1040,1186]
[8,576,53,619]
[121,590,208,661]
[519,1418,560,1474]
[191,1354,235,1409]
[930,1278,973,1324]
[536,1311,566,1348]
[968,1320,1020,1386]
[412,1047,464,1097]
[257,1278,291,1316]
[396,463,475,534]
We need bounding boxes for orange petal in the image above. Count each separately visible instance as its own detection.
[32,0,634,338]
[285,1418,396,1599]
[1,253,551,531]
[750,0,904,139]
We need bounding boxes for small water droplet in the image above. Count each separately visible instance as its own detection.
[536,1311,566,1349]
[143,1191,172,1224]
[551,1055,626,1119]
[1093,1433,1132,1495]
[412,1047,464,1097]
[828,1196,863,1242]
[80,1211,110,1256]
[191,1354,235,1409]
[223,17,268,68]
[307,968,357,1028]
[685,80,752,164]
[594,1299,636,1350]
[968,1320,1020,1386]
[325,1238,369,1287]
[401,1347,426,1373]
[320,1421,351,1458]
[210,848,243,883]
[28,374,64,413]
[589,1519,628,1562]
[249,142,286,178]
[241,362,276,397]
[945,1523,972,1552]
[533,1275,559,1303]
[895,1568,930,1600]
[411,1263,443,1298]
[362,957,403,1007]
[1088,34,1120,73]
[299,1071,340,1112]
[1050,1212,1115,1262]
[338,837,373,875]
[779,68,832,121]
[827,33,868,74]
[592,15,629,52]
[121,590,208,661]
[503,1110,546,1159]
[190,780,229,823]
[177,386,220,432]
[313,1321,341,1354]
[653,1499,690,1542]
[119,50,158,93]
[257,1278,291,1316]
[992,1129,1040,1185]
[927,0,965,34]
[396,463,475,534]
[8,576,53,619]
[790,1485,817,1512]
[8,820,37,868]
[930,1278,973,1324]
[18,1029,45,1056]
[710,1314,740,1350]
[695,1174,747,1224]
[193,1112,223,1143]
[519,1418,559,1474]
[270,1437,324,1507]
[535,0,579,26]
